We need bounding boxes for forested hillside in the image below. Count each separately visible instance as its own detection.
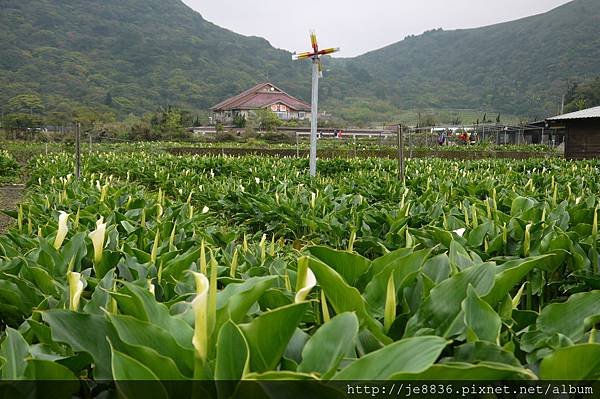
[1,0,599,126]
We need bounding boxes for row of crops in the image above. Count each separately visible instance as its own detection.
[0,150,19,184]
[0,149,599,389]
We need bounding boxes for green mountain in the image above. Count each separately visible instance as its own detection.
[342,0,600,120]
[0,0,310,121]
[1,0,599,125]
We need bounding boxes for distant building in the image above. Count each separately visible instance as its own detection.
[546,106,600,159]
[210,83,311,124]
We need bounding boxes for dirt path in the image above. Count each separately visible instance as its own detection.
[0,185,25,235]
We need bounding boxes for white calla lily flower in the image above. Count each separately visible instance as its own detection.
[295,266,316,303]
[453,228,466,237]
[68,271,84,311]
[89,217,107,264]
[191,272,210,362]
[53,211,69,250]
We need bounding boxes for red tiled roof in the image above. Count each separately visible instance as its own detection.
[210,83,311,112]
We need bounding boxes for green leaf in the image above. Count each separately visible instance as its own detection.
[42,310,118,380]
[216,276,277,328]
[116,341,188,380]
[0,327,29,380]
[539,344,600,380]
[390,361,536,380]
[307,256,391,344]
[108,314,194,377]
[511,196,537,217]
[422,254,451,284]
[449,240,475,271]
[298,312,359,379]
[24,359,78,380]
[363,249,430,317]
[463,285,501,344]
[527,291,600,345]
[452,342,522,367]
[332,336,448,380]
[405,263,496,338]
[114,282,193,350]
[483,255,554,306]
[215,320,250,380]
[240,302,309,373]
[111,347,169,399]
[306,246,371,287]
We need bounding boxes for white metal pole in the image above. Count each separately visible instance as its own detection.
[309,58,319,177]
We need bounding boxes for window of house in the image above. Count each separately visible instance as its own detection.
[299,112,306,119]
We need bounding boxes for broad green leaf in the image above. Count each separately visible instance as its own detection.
[116,341,187,379]
[216,276,277,328]
[108,314,194,377]
[307,256,391,344]
[42,310,118,380]
[333,336,448,380]
[111,347,169,399]
[244,371,318,380]
[215,320,250,380]
[24,359,78,380]
[449,240,475,271]
[452,342,521,367]
[511,196,537,217]
[298,312,359,378]
[306,246,371,287]
[114,282,193,350]
[161,247,200,282]
[405,263,496,338]
[363,249,430,317]
[540,344,600,380]
[483,255,554,306]
[240,302,309,373]
[0,327,29,380]
[422,253,451,283]
[529,291,600,345]
[463,285,501,344]
[390,361,536,380]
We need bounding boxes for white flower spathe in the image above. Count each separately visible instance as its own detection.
[453,228,466,237]
[53,211,70,250]
[88,217,107,264]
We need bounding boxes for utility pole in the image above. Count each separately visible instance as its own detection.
[561,95,565,115]
[309,57,319,176]
[75,123,81,179]
[397,124,405,184]
[293,31,339,177]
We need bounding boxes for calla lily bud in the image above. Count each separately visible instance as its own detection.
[524,223,532,257]
[68,271,84,311]
[384,273,396,333]
[89,217,107,264]
[54,211,70,250]
[295,257,316,303]
[191,272,210,362]
[259,234,267,264]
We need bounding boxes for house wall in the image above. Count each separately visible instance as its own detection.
[565,119,600,159]
[213,108,310,124]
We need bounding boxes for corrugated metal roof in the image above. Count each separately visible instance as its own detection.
[547,106,600,121]
[210,83,310,112]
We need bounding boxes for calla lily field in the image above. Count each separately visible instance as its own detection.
[1,146,600,390]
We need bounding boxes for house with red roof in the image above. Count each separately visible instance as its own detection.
[210,83,311,124]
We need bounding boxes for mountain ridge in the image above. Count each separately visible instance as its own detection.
[1,0,599,125]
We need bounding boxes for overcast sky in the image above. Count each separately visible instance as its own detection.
[182,0,572,57]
